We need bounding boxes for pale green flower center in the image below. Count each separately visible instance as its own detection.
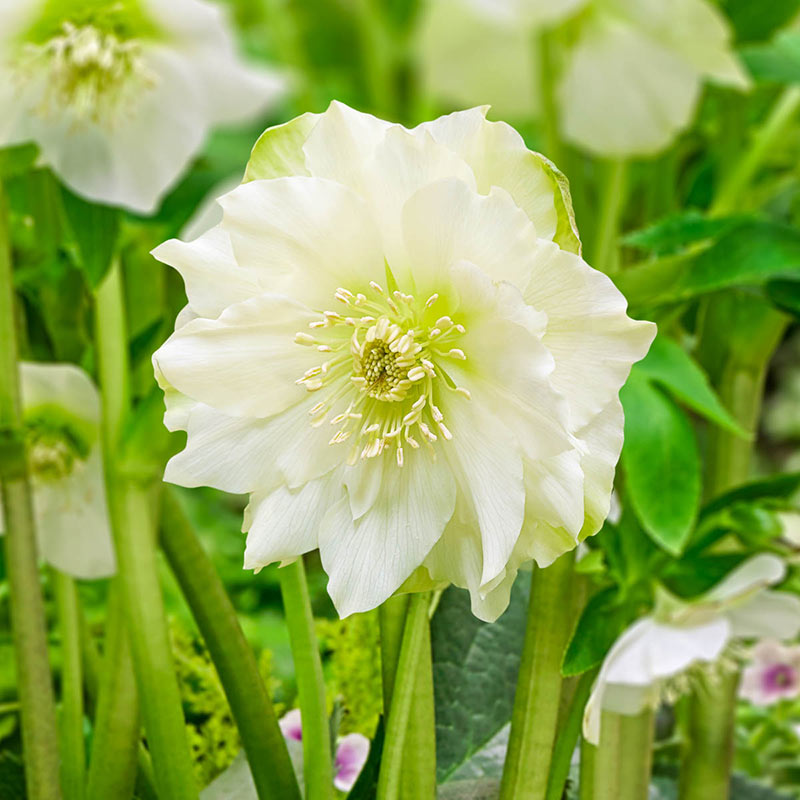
[16,21,155,127]
[24,406,94,481]
[294,282,471,467]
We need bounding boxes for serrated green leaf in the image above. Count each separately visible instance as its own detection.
[621,375,701,555]
[634,335,747,436]
[61,186,120,288]
[431,577,529,783]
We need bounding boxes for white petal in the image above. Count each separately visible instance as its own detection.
[244,473,342,569]
[32,449,116,579]
[319,450,456,616]
[727,592,800,641]
[154,293,320,419]
[301,101,391,195]
[704,554,787,605]
[524,240,656,429]
[164,396,341,494]
[219,177,385,309]
[557,17,700,158]
[20,362,100,422]
[419,107,580,251]
[152,225,262,319]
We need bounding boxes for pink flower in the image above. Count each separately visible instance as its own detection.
[278,709,370,792]
[740,640,800,705]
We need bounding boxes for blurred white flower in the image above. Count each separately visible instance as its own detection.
[0,362,115,579]
[419,0,749,157]
[583,554,800,744]
[278,709,370,793]
[153,101,654,620]
[740,640,800,706]
[0,0,286,213]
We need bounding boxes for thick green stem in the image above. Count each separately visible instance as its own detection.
[379,595,436,800]
[711,86,800,217]
[94,262,197,800]
[678,670,739,800]
[161,489,301,800]
[376,592,432,800]
[537,29,564,170]
[0,179,62,800]
[279,559,333,800]
[585,710,654,800]
[85,584,141,800]
[354,0,395,116]
[591,160,627,276]
[499,552,575,800]
[52,570,85,800]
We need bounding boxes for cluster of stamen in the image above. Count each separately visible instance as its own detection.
[295,281,470,467]
[18,22,154,126]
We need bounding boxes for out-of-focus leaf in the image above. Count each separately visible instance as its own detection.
[0,143,38,180]
[701,473,800,519]
[437,778,501,800]
[663,553,747,598]
[431,576,529,783]
[621,375,701,555]
[622,210,744,256]
[723,0,800,44]
[61,186,120,288]
[741,32,800,84]
[562,589,636,677]
[767,278,800,317]
[635,335,746,436]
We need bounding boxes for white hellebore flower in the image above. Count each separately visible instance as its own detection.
[0,362,116,579]
[153,102,655,620]
[419,0,750,157]
[583,554,800,745]
[0,0,286,213]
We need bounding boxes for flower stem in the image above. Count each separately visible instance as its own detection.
[354,0,395,116]
[583,710,654,800]
[591,159,627,276]
[0,178,62,800]
[711,86,800,217]
[94,261,197,800]
[85,583,141,800]
[499,553,575,800]
[160,488,301,800]
[537,29,564,170]
[376,592,432,800]
[279,559,333,800]
[678,669,739,800]
[52,569,86,800]
[379,595,437,799]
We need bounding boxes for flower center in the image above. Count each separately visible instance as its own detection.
[294,281,471,467]
[24,405,94,481]
[16,21,154,127]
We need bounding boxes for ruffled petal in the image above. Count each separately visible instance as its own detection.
[704,554,787,605]
[154,293,320,419]
[218,176,385,308]
[319,449,456,616]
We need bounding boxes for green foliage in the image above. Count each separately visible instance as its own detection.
[742,32,800,85]
[431,578,529,784]
[621,373,701,555]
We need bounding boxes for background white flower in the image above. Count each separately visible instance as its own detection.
[153,101,654,621]
[0,0,286,213]
[418,0,749,157]
[583,554,800,744]
[0,362,116,579]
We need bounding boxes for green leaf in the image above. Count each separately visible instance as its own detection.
[437,778,502,799]
[766,279,800,318]
[634,335,747,436]
[562,589,637,677]
[622,210,744,256]
[431,577,529,783]
[676,221,800,299]
[0,143,38,180]
[701,472,800,519]
[723,0,800,44]
[741,32,800,84]
[621,375,701,555]
[61,186,120,288]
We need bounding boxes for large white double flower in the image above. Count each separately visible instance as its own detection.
[583,554,800,744]
[153,102,655,620]
[0,0,285,213]
[419,0,749,157]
